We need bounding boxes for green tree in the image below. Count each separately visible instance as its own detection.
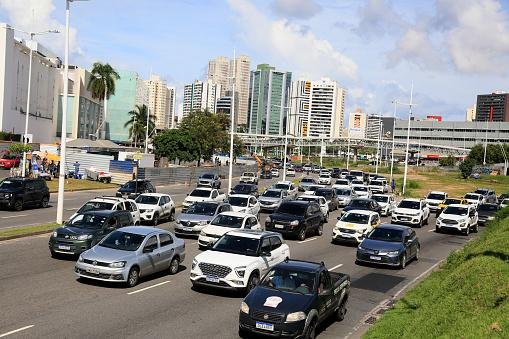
[459,159,475,179]
[153,128,199,164]
[124,105,155,147]
[8,143,31,154]
[467,143,509,165]
[439,155,455,167]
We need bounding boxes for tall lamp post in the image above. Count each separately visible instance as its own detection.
[227,50,236,194]
[402,83,414,195]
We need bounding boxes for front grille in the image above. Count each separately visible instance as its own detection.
[180,220,199,227]
[428,202,438,206]
[198,263,232,278]
[250,309,285,324]
[76,268,116,279]
[442,219,458,224]
[83,259,110,267]
[339,228,357,234]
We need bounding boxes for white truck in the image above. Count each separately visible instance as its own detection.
[240,172,259,184]
[191,230,290,292]
[182,188,227,211]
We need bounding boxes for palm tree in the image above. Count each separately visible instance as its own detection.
[87,62,120,139]
[124,104,155,147]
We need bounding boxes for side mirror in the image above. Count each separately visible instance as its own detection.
[143,246,154,253]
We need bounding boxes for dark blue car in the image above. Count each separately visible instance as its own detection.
[356,224,420,269]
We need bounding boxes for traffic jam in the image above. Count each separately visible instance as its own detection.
[42,164,505,339]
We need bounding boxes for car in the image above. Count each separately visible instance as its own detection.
[182,187,226,211]
[271,168,280,177]
[238,259,350,339]
[334,187,356,207]
[356,224,420,268]
[477,203,499,225]
[272,181,298,199]
[314,188,339,211]
[49,210,134,256]
[135,193,175,225]
[340,170,349,179]
[424,191,448,212]
[198,212,261,249]
[259,189,288,212]
[228,194,261,216]
[0,154,20,169]
[303,184,326,196]
[333,179,350,188]
[464,192,484,208]
[318,173,332,185]
[332,210,381,244]
[474,188,497,204]
[174,202,232,237]
[331,168,341,178]
[343,198,381,216]
[350,170,364,182]
[391,198,430,227]
[296,195,329,222]
[74,226,185,287]
[72,196,141,225]
[497,192,509,204]
[368,179,388,194]
[265,201,324,240]
[299,177,316,191]
[351,184,371,199]
[302,164,312,171]
[286,168,296,177]
[197,173,221,188]
[0,177,50,211]
[190,230,290,293]
[436,204,479,235]
[435,197,468,216]
[260,170,273,179]
[230,183,259,197]
[116,179,155,198]
[371,194,396,216]
[240,172,259,184]
[499,198,509,209]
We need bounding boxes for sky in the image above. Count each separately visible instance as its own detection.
[1,0,509,121]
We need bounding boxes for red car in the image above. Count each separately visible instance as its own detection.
[0,154,20,169]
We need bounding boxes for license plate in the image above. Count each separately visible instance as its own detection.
[255,322,274,331]
[370,256,382,261]
[400,217,410,221]
[86,267,100,274]
[183,227,194,231]
[206,275,220,283]
[341,234,352,238]
[274,224,284,229]
[58,245,71,250]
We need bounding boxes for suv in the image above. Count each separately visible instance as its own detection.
[474,188,497,204]
[72,196,141,225]
[265,201,324,241]
[135,193,176,225]
[424,191,448,212]
[197,173,221,188]
[48,210,133,256]
[116,179,155,198]
[0,177,50,211]
[240,172,259,184]
[436,204,479,235]
[392,198,430,227]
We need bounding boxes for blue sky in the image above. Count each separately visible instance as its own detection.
[1,0,509,121]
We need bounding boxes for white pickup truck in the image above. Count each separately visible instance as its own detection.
[182,188,226,211]
[240,172,259,184]
[190,230,290,292]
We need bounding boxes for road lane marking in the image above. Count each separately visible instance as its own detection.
[298,237,317,244]
[428,229,435,232]
[329,264,343,271]
[65,208,78,211]
[1,214,28,219]
[0,325,34,338]
[127,280,171,295]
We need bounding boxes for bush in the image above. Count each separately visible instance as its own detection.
[408,180,421,189]
[459,159,475,179]
[439,156,455,167]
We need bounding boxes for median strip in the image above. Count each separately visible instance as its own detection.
[0,222,59,241]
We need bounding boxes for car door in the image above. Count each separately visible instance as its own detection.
[24,180,37,205]
[403,230,415,258]
[249,197,260,215]
[127,200,140,223]
[469,206,478,226]
[157,232,175,272]
[317,271,335,320]
[259,237,273,274]
[139,235,159,276]
[269,236,286,265]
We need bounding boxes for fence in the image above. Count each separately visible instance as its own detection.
[109,160,136,184]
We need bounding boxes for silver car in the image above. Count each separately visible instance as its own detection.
[259,188,288,212]
[334,187,356,207]
[174,201,232,237]
[75,226,185,287]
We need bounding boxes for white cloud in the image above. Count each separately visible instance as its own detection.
[228,0,357,80]
[0,0,81,57]
[354,0,405,38]
[271,0,321,20]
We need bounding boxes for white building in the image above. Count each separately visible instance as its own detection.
[145,74,172,130]
[466,105,476,122]
[182,80,221,117]
[167,86,176,128]
[348,109,366,139]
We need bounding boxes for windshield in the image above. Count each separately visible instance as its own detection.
[1,154,17,160]
[135,195,159,205]
[190,189,211,197]
[67,214,108,229]
[260,267,315,295]
[201,174,214,179]
[233,185,253,193]
[465,194,481,200]
[212,234,260,256]
[315,189,332,199]
[121,181,138,189]
[335,180,349,185]
[228,196,249,207]
[370,181,383,186]
[353,186,368,192]
[297,196,319,203]
[341,212,370,224]
[372,195,389,203]
[262,190,281,198]
[352,180,364,185]
[277,203,306,216]
[99,231,145,251]
[0,180,22,189]
[335,188,352,196]
[301,178,314,183]
[185,202,218,215]
[367,227,404,242]
[349,199,371,208]
[274,183,290,190]
[211,214,244,228]
[398,200,420,209]
[77,201,115,214]
[474,189,488,195]
[444,198,461,205]
[478,204,497,211]
[427,193,446,200]
[319,174,329,178]
[242,173,254,177]
[351,171,363,176]
[443,206,468,215]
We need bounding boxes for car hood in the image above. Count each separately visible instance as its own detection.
[271,213,304,222]
[360,238,403,251]
[245,286,314,314]
[439,213,468,221]
[136,203,158,210]
[82,244,135,262]
[177,213,213,222]
[231,205,249,212]
[57,226,100,236]
[335,221,369,230]
[185,196,211,203]
[195,250,258,267]
[259,197,281,204]
[202,224,239,236]
[394,208,420,215]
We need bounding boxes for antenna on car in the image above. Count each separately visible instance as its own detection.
[320,261,325,267]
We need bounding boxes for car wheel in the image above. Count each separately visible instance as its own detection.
[464,226,470,236]
[304,319,317,339]
[169,257,179,275]
[127,267,140,287]
[316,223,323,236]
[435,226,440,233]
[298,227,306,241]
[152,213,159,226]
[400,254,407,269]
[246,272,259,293]
[325,212,329,223]
[50,250,58,258]
[417,218,423,228]
[336,301,348,321]
[415,246,420,261]
[40,196,49,208]
[425,216,429,225]
[13,199,23,211]
[473,223,479,233]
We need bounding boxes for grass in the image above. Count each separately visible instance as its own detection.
[364,209,509,339]
[0,222,59,240]
[46,179,118,193]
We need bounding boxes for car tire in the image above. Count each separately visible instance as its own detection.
[304,319,317,339]
[316,223,323,236]
[127,267,140,287]
[415,246,420,261]
[169,257,179,275]
[336,301,348,321]
[473,223,479,233]
[417,218,423,228]
[152,213,159,226]
[400,254,407,269]
[246,272,259,293]
[50,250,58,258]
[435,226,440,233]
[463,226,470,236]
[13,199,23,211]
[40,196,49,208]
[425,216,429,225]
[298,227,307,241]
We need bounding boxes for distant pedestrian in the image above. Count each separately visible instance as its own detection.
[391,178,396,193]
[73,161,80,179]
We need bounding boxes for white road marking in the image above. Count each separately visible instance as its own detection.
[298,237,317,244]
[127,280,171,295]
[428,229,436,232]
[65,208,79,211]
[0,325,34,338]
[1,214,28,219]
[329,263,344,271]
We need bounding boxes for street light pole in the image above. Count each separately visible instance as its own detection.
[402,83,414,195]
[389,100,398,183]
[375,113,382,174]
[228,50,236,194]
[346,129,351,170]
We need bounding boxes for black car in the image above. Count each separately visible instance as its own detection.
[116,179,155,198]
[231,183,259,197]
[345,174,357,182]
[260,170,273,179]
[48,210,133,256]
[315,188,339,211]
[331,168,341,178]
[265,201,323,240]
[239,259,350,338]
[343,198,381,215]
[0,177,50,211]
[477,203,499,225]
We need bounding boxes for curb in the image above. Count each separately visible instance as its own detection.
[0,229,54,242]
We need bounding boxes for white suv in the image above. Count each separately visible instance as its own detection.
[332,210,380,244]
[392,198,430,227]
[191,230,290,292]
[72,196,140,225]
[198,212,261,249]
[135,193,175,225]
[425,191,448,212]
[436,204,478,235]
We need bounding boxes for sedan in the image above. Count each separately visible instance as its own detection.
[356,224,419,269]
[75,226,185,287]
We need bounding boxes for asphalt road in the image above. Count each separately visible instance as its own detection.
[0,175,481,338]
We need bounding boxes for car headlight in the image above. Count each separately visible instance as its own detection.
[77,234,93,240]
[109,261,126,268]
[487,216,495,220]
[192,259,198,270]
[358,245,365,250]
[286,311,306,322]
[437,217,443,222]
[356,229,365,234]
[235,266,246,278]
[290,220,299,226]
[78,255,84,262]
[52,231,58,237]
[387,250,400,255]
[199,220,208,225]
[175,218,181,224]
[240,301,250,314]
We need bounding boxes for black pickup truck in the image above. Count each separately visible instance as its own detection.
[239,259,350,338]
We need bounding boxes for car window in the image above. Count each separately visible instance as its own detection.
[249,217,258,228]
[125,201,133,211]
[319,271,332,291]
[270,236,282,251]
[117,203,124,210]
[159,233,173,247]
[144,235,158,251]
[129,201,138,211]
[260,238,271,253]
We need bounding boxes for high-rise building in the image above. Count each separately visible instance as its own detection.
[167,86,176,128]
[289,80,311,137]
[466,105,476,122]
[182,80,221,117]
[365,114,395,140]
[145,74,172,130]
[348,109,366,139]
[475,92,509,122]
[248,64,292,135]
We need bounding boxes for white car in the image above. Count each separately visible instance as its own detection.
[332,210,381,244]
[297,194,329,221]
[352,185,371,199]
[228,194,261,216]
[272,181,298,199]
[368,179,388,194]
[350,170,364,181]
[286,168,296,177]
[271,168,280,177]
[303,184,326,195]
[464,192,484,208]
[425,191,448,212]
[500,198,509,208]
[392,198,430,227]
[240,172,258,184]
[333,179,350,188]
[190,230,290,292]
[72,196,141,225]
[318,173,332,185]
[198,212,261,249]
[371,194,397,216]
[135,193,175,225]
[436,204,479,235]
[182,188,226,210]
[340,171,349,179]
